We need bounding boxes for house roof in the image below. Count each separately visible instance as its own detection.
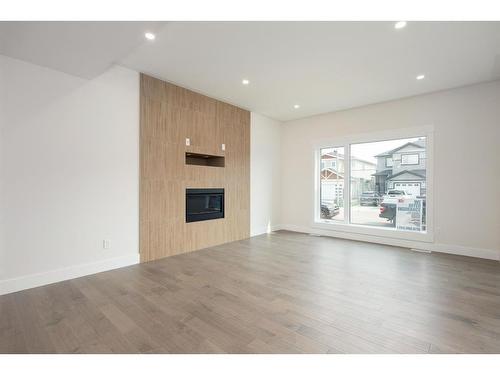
[321,152,342,159]
[375,139,426,157]
[372,169,392,176]
[386,169,426,181]
[320,168,344,180]
[321,152,376,166]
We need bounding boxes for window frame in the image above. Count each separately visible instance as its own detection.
[312,126,434,243]
[385,157,393,167]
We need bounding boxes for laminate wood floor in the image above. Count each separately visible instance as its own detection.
[1,230,500,353]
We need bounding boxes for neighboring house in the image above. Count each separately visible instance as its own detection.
[321,151,376,206]
[373,138,426,196]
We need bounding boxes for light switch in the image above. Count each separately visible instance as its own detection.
[221,143,225,151]
[186,138,190,146]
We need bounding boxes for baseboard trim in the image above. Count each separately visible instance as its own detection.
[0,253,140,296]
[277,224,499,261]
[431,243,499,261]
[251,224,283,237]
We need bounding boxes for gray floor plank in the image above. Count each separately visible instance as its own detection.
[1,230,499,353]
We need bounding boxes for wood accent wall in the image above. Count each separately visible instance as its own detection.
[140,74,250,262]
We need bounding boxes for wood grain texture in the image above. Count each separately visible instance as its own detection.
[2,231,500,354]
[140,74,250,262]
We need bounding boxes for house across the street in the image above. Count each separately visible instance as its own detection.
[320,150,376,206]
[373,138,427,197]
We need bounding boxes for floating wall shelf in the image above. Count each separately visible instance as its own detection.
[185,152,225,167]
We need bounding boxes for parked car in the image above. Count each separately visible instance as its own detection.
[359,191,381,206]
[321,204,340,219]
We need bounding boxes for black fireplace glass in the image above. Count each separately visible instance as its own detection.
[186,188,224,223]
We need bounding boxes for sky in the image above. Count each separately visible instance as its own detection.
[351,137,422,164]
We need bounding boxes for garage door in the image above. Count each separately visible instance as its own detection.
[394,182,421,196]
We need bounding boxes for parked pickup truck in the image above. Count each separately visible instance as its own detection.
[379,190,426,226]
[379,190,407,224]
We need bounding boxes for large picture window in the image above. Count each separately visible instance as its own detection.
[317,135,429,236]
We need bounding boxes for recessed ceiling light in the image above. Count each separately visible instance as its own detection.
[394,21,407,29]
[293,104,300,109]
[242,79,250,85]
[145,32,156,40]
[416,74,425,80]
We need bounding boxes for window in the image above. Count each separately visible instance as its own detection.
[319,147,344,222]
[401,153,419,165]
[317,136,428,236]
[322,159,336,169]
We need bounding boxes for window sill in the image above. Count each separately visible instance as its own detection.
[311,220,433,243]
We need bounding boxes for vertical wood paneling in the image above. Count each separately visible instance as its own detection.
[140,74,250,262]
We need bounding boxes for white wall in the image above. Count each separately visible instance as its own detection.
[0,56,5,275]
[280,81,500,259]
[0,56,140,294]
[250,112,282,236]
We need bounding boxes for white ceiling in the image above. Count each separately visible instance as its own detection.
[0,21,166,78]
[2,21,500,121]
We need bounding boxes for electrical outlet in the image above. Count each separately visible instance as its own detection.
[103,239,111,249]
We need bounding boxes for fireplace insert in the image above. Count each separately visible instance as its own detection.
[186,188,224,223]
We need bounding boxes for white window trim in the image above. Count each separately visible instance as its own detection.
[312,126,434,243]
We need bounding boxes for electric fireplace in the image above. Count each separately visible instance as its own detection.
[186,188,224,223]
